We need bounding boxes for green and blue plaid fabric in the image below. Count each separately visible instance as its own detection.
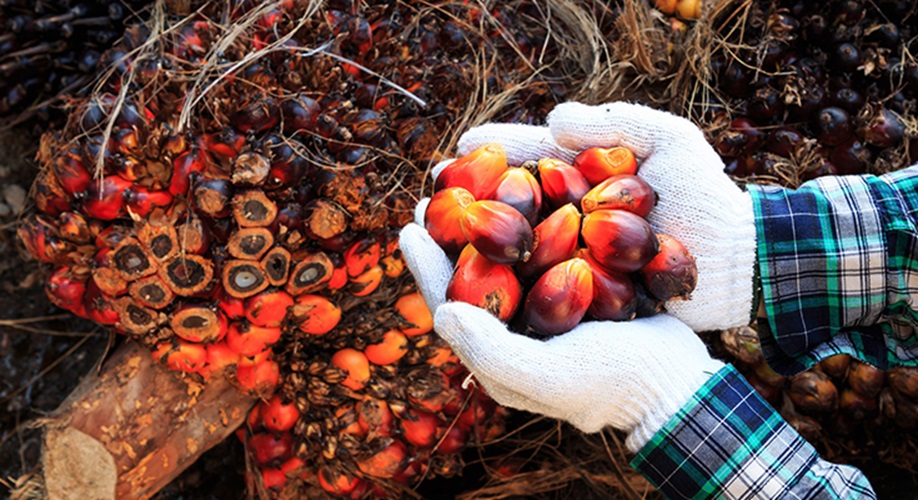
[631,365,874,499]
[748,168,918,375]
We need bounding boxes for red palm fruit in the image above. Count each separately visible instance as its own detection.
[588,262,637,321]
[460,200,533,264]
[337,404,367,438]
[787,370,838,414]
[435,426,468,455]
[33,171,71,216]
[200,128,246,160]
[203,342,240,376]
[357,399,394,439]
[582,210,659,273]
[234,96,280,134]
[538,158,591,209]
[328,262,349,291]
[226,322,282,357]
[169,148,208,196]
[18,215,66,264]
[57,212,90,244]
[171,304,229,343]
[83,175,132,220]
[365,329,409,365]
[640,234,697,301]
[153,340,208,373]
[517,204,581,279]
[458,393,496,428]
[237,350,272,368]
[83,281,120,326]
[573,147,638,185]
[125,187,172,217]
[580,175,656,217]
[847,361,885,398]
[51,147,92,196]
[261,468,287,491]
[286,251,334,295]
[279,456,307,476]
[400,410,439,447]
[260,394,300,433]
[358,440,407,478]
[235,358,280,396]
[318,468,362,496]
[819,354,851,380]
[245,290,294,328]
[861,108,905,148]
[249,432,294,466]
[292,294,341,335]
[434,143,508,199]
[888,367,918,399]
[394,292,433,336]
[487,167,543,225]
[523,258,593,337]
[350,265,384,297]
[216,288,246,319]
[46,267,88,315]
[344,236,382,277]
[424,187,475,255]
[331,348,371,391]
[447,245,522,322]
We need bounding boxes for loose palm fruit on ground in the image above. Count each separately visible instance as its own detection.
[523,258,593,337]
[640,234,698,301]
[460,200,534,264]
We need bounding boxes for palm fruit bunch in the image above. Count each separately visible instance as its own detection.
[425,143,697,337]
[707,0,917,181]
[717,326,918,469]
[15,0,576,496]
[0,0,150,125]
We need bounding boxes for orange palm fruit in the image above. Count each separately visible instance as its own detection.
[573,147,638,185]
[424,186,475,255]
[216,288,246,319]
[582,210,659,273]
[787,370,838,414]
[523,258,593,336]
[318,468,363,496]
[292,294,341,335]
[327,262,349,290]
[399,409,439,447]
[46,266,88,315]
[434,143,508,199]
[365,329,409,365]
[344,236,382,277]
[226,322,282,356]
[235,358,280,396]
[331,348,371,391]
[260,394,300,432]
[260,468,287,491]
[460,200,533,264]
[249,432,294,466]
[153,340,208,373]
[847,360,885,398]
[588,262,637,321]
[357,440,408,479]
[640,234,697,301]
[202,342,240,377]
[357,399,394,439]
[655,0,677,14]
[581,174,656,217]
[245,289,294,327]
[350,264,383,297]
[434,425,468,455]
[675,0,702,19]
[447,245,522,322]
[516,203,581,279]
[394,292,433,336]
[538,158,591,210]
[486,167,543,225]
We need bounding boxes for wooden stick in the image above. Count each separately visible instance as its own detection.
[41,340,256,500]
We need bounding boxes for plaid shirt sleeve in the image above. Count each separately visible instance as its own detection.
[631,364,875,499]
[747,166,918,375]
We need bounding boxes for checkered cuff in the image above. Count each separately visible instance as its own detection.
[631,365,875,499]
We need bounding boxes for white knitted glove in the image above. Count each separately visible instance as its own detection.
[458,102,757,331]
[399,224,725,452]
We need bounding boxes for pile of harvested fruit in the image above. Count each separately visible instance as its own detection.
[707,0,918,182]
[426,143,697,336]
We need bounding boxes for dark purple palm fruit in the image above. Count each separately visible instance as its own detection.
[829,138,871,175]
[813,107,852,147]
[860,108,905,148]
[833,43,862,72]
[747,86,785,123]
[830,88,864,114]
[766,127,805,158]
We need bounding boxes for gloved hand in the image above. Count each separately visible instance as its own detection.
[399,101,747,451]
